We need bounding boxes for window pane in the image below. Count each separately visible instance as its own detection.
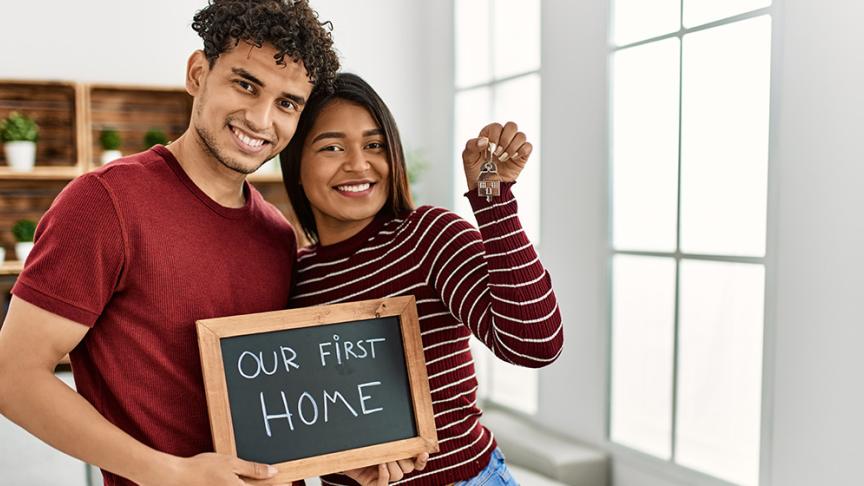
[680,16,771,257]
[455,0,491,88]
[612,38,680,252]
[610,255,676,459]
[493,0,540,78]
[684,0,771,28]
[677,260,764,486]
[494,73,541,244]
[611,0,680,46]
[453,87,492,220]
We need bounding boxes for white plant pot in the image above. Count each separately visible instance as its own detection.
[15,242,34,262]
[101,150,123,165]
[4,141,36,172]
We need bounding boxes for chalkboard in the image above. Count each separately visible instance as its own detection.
[197,296,438,483]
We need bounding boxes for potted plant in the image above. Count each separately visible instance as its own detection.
[144,129,169,148]
[1,112,39,172]
[100,128,123,164]
[12,219,37,262]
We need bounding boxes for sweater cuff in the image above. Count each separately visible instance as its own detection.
[464,180,516,209]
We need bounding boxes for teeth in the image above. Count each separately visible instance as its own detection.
[337,183,371,193]
[232,127,265,148]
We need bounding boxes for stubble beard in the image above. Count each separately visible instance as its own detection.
[195,124,268,176]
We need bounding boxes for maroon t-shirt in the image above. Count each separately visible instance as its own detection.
[12,146,296,485]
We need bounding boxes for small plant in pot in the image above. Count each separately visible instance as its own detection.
[100,128,123,165]
[12,219,37,263]
[1,112,39,172]
[144,129,169,148]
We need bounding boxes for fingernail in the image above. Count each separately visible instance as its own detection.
[499,152,510,162]
[478,137,489,147]
[494,145,504,156]
[268,465,278,475]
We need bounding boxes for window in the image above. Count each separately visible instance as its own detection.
[609,2,772,485]
[453,0,542,414]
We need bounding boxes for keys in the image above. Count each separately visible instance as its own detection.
[477,143,501,202]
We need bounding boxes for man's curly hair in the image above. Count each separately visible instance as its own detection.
[192,0,339,89]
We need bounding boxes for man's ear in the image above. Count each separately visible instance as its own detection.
[186,50,209,96]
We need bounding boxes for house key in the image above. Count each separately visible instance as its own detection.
[477,143,501,202]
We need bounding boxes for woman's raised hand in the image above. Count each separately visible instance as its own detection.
[461,121,533,190]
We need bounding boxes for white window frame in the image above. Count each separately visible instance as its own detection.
[452,0,542,415]
[606,3,779,486]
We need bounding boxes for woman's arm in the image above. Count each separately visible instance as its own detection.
[419,122,563,367]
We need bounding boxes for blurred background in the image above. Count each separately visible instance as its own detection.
[1,0,863,485]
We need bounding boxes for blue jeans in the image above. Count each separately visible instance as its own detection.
[454,448,519,486]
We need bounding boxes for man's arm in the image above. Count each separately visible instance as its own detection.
[0,296,284,486]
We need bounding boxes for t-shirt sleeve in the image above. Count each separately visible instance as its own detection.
[12,174,127,327]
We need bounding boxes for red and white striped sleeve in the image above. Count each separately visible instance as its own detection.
[417,182,563,367]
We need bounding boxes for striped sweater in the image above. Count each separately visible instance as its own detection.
[289,183,563,485]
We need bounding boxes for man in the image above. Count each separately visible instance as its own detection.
[0,1,338,485]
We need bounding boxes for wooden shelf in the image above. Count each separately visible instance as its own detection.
[0,166,82,181]
[0,260,23,276]
[87,84,192,167]
[0,80,87,172]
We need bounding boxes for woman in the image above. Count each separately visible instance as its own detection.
[281,73,563,486]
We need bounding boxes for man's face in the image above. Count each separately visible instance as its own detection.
[188,43,314,174]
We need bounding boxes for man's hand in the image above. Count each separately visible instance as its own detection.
[462,121,534,190]
[342,452,429,486]
[143,452,289,486]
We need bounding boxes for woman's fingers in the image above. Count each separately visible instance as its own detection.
[510,141,533,166]
[478,122,504,150]
[495,121,519,161]
[501,131,527,164]
[462,136,490,167]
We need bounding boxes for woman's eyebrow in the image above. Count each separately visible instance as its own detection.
[363,128,384,137]
[311,131,345,143]
[311,128,384,144]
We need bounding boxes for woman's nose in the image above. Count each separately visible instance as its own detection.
[343,148,371,171]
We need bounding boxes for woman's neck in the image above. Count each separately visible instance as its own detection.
[315,216,375,247]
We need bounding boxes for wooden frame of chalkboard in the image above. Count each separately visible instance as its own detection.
[196,296,439,484]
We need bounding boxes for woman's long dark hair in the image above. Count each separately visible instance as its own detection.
[281,72,414,244]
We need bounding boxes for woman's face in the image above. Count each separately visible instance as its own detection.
[300,99,390,244]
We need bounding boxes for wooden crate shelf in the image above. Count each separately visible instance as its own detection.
[0,179,69,259]
[0,80,86,171]
[0,166,82,181]
[0,260,23,276]
[87,84,192,168]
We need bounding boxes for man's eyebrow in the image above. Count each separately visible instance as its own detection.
[232,68,263,87]
[231,67,307,106]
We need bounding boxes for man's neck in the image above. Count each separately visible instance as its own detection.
[166,131,247,208]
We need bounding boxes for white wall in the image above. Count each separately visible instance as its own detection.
[536,0,609,445]
[0,0,202,85]
[768,0,864,485]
